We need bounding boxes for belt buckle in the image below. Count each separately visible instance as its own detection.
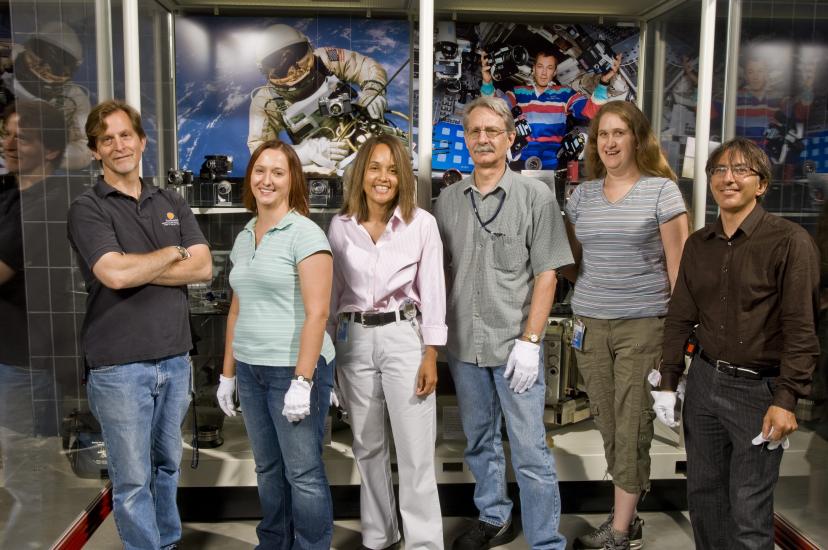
[715,359,733,375]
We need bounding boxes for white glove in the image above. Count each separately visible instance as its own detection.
[651,390,680,428]
[293,137,349,169]
[504,339,540,394]
[751,427,790,451]
[216,374,237,417]
[330,383,342,408]
[357,90,387,119]
[282,379,312,422]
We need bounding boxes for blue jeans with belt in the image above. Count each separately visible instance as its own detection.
[87,353,192,550]
[236,356,334,550]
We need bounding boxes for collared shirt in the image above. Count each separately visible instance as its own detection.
[327,206,447,346]
[434,168,573,366]
[661,204,820,411]
[229,211,335,366]
[68,177,208,367]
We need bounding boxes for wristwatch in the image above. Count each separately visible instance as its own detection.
[175,245,190,260]
[521,332,541,344]
[292,374,313,386]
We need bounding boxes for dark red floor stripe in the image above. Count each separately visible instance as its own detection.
[774,512,821,550]
[52,482,113,550]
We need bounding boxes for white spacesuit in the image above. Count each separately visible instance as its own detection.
[247,24,388,172]
[1,22,92,171]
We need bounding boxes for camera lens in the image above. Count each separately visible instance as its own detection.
[310,180,329,195]
[525,156,543,170]
[329,103,342,116]
[512,46,529,66]
[216,181,232,196]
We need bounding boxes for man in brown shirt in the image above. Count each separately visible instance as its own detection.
[656,137,819,550]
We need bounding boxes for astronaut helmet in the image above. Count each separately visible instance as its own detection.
[18,21,83,84]
[256,24,317,93]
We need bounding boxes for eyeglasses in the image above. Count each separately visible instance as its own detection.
[709,164,760,179]
[467,127,507,141]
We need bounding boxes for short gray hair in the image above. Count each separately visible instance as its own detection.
[462,95,515,134]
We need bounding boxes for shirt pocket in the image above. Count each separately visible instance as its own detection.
[492,235,529,272]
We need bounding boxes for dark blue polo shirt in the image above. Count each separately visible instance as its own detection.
[68,177,208,367]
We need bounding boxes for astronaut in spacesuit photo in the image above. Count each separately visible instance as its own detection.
[247,23,389,173]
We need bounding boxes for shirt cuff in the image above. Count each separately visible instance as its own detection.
[421,324,447,346]
[658,365,683,391]
[772,386,798,412]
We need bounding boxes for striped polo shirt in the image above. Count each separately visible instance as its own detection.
[229,211,335,366]
[735,88,783,145]
[565,176,687,319]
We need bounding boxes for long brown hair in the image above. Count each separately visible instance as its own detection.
[585,101,676,182]
[340,134,416,223]
[242,140,309,216]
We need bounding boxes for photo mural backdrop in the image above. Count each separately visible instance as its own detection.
[419,21,641,175]
[175,15,410,178]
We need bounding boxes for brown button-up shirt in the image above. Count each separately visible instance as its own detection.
[661,204,820,411]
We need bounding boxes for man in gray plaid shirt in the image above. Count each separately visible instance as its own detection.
[435,96,573,550]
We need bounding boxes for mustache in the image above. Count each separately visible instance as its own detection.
[474,145,495,153]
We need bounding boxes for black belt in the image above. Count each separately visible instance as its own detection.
[698,350,779,380]
[345,308,413,327]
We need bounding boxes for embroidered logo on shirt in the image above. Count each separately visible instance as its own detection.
[162,212,180,226]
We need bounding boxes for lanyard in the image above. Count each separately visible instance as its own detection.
[468,189,506,235]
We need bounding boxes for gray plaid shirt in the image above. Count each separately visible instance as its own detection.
[434,168,573,366]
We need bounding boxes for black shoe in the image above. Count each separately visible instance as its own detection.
[452,519,517,549]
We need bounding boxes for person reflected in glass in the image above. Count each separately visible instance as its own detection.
[327,134,446,549]
[562,101,689,550]
[216,139,335,549]
[0,99,66,548]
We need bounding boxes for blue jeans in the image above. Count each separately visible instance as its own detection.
[87,353,192,550]
[236,356,334,550]
[448,353,566,550]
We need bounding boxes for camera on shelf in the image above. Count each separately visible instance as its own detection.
[199,155,233,182]
[319,94,353,117]
[166,169,193,187]
[484,45,530,81]
[307,176,344,208]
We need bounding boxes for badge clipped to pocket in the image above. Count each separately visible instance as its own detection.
[402,300,417,321]
[336,317,349,343]
[571,319,586,351]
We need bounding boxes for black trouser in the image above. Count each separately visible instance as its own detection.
[683,354,783,550]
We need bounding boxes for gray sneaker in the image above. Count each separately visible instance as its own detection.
[603,529,630,550]
[574,513,643,549]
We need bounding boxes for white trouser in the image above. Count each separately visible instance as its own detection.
[336,316,444,550]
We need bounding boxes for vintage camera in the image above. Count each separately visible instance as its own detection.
[166,169,193,187]
[199,155,233,182]
[557,131,586,163]
[511,106,532,157]
[319,94,353,117]
[434,21,463,93]
[307,176,344,208]
[485,45,529,81]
